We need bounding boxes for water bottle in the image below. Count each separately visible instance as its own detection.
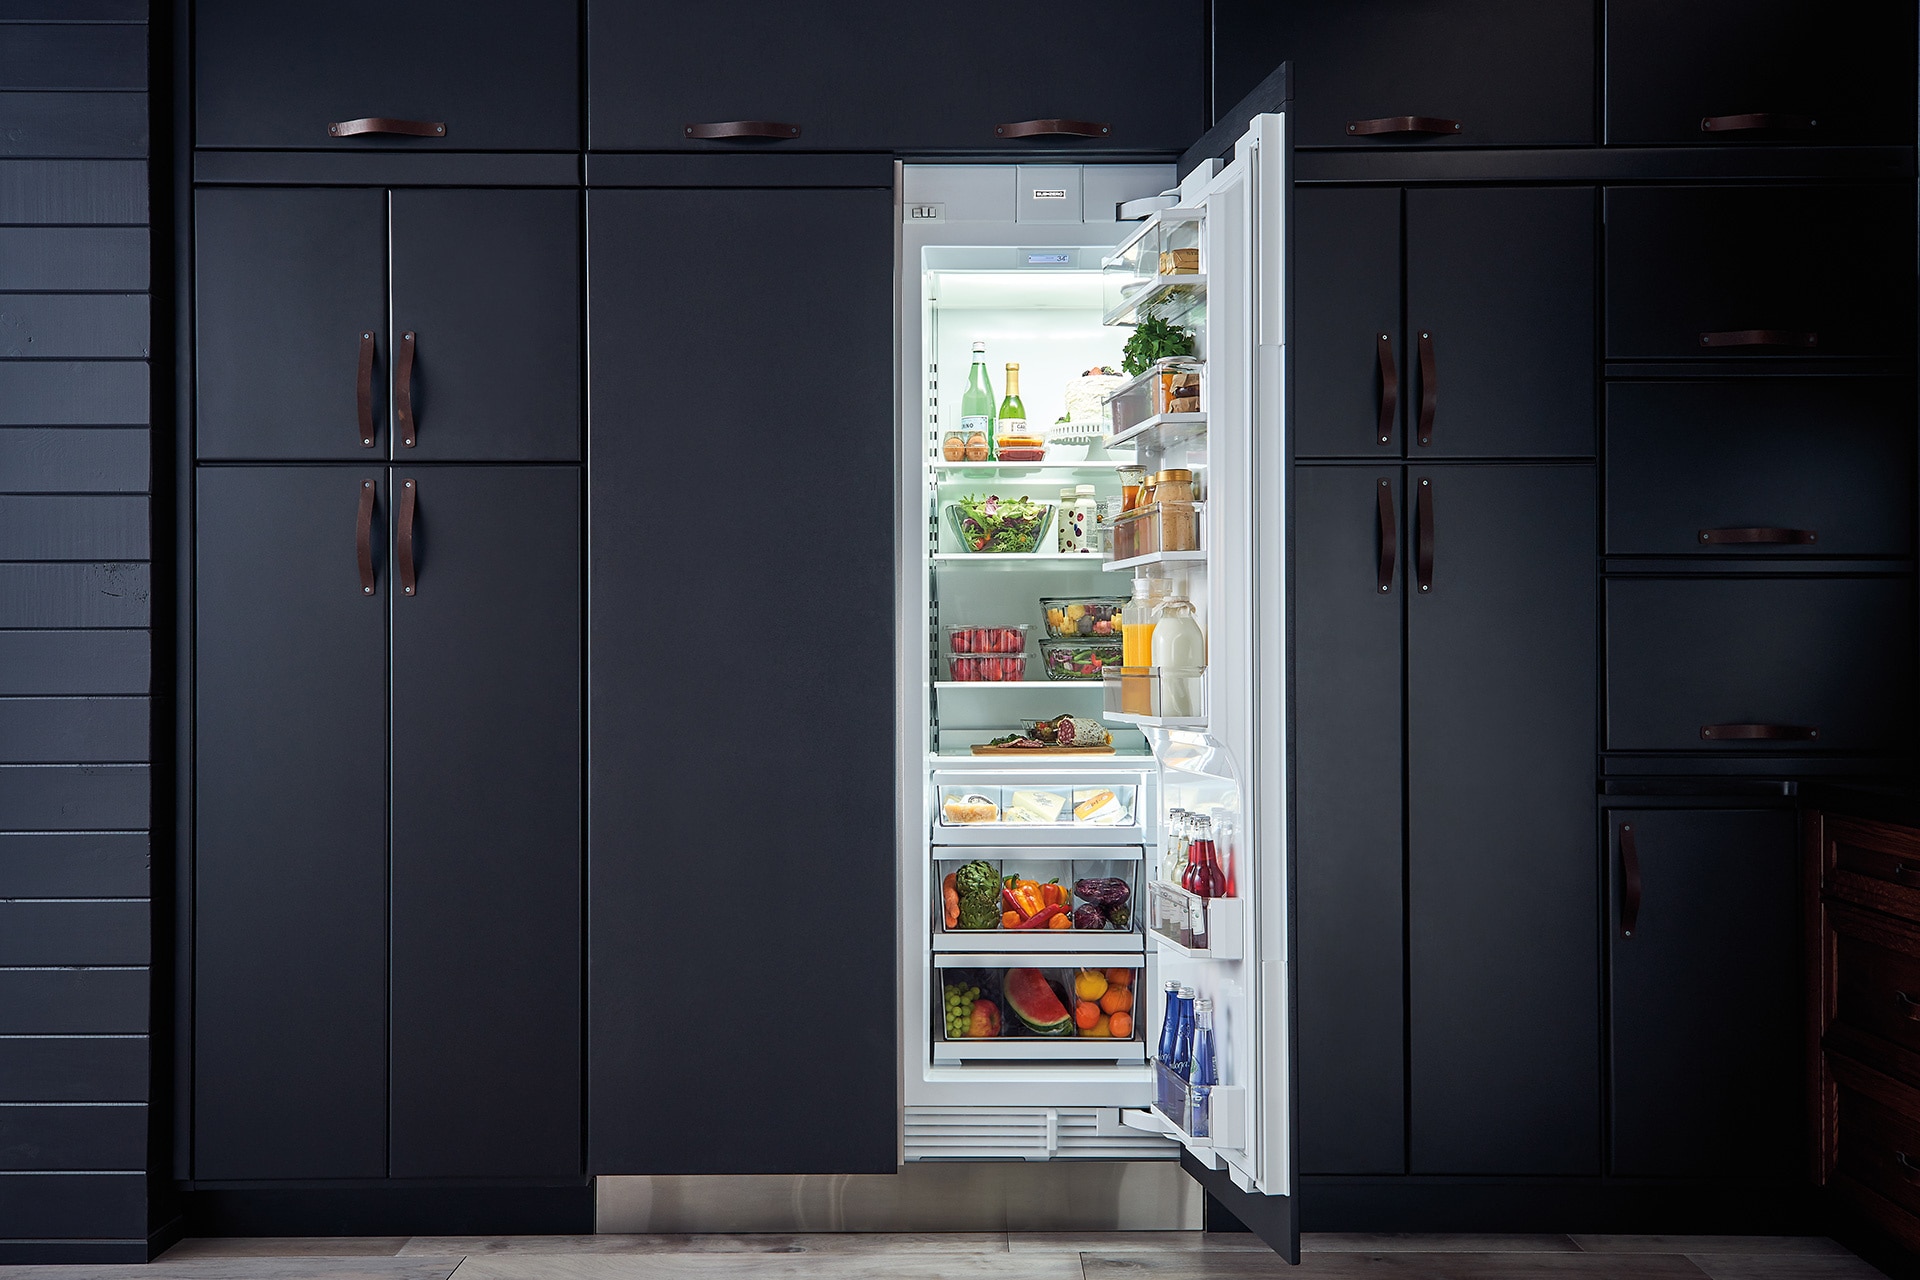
[1190,996,1217,1138]
[1156,980,1182,1066]
[1171,985,1196,1082]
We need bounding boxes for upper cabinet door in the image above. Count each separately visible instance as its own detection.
[1212,0,1595,147]
[1406,188,1595,458]
[390,191,582,461]
[1606,186,1916,361]
[587,0,1203,152]
[196,188,386,461]
[1606,0,1916,145]
[196,0,578,149]
[1292,188,1401,458]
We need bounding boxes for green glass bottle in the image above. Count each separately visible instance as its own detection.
[996,362,1027,461]
[958,341,996,463]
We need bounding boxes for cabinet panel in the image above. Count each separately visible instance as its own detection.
[390,190,582,461]
[1213,0,1594,146]
[1607,809,1800,1177]
[588,188,896,1174]
[195,189,385,460]
[1606,381,1914,557]
[1606,577,1916,754]
[1408,464,1598,1175]
[196,0,578,149]
[1606,0,1915,145]
[1292,189,1401,458]
[587,0,1202,153]
[1605,186,1916,361]
[1406,188,1595,458]
[1293,467,1406,1174]
[390,466,581,1177]
[194,467,388,1179]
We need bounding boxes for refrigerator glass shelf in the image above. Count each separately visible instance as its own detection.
[929,751,1152,765]
[932,680,1103,691]
[933,928,1146,954]
[1103,275,1207,328]
[930,461,1133,479]
[933,553,1115,569]
[1103,550,1208,573]
[1105,412,1207,451]
[932,950,1144,969]
[926,843,1147,861]
[1106,709,1206,730]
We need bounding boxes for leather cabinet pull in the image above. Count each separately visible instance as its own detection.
[397,477,417,597]
[396,331,417,448]
[1377,478,1396,595]
[355,479,376,597]
[1376,332,1397,447]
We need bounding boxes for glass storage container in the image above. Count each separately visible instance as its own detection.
[1111,501,1202,561]
[1037,596,1127,640]
[1038,636,1123,681]
[944,497,1054,554]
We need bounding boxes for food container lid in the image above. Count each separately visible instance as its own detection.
[1154,469,1193,483]
[1074,484,1098,495]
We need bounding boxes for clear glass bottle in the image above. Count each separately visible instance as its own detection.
[959,342,996,463]
[1120,576,1172,714]
[995,362,1026,459]
[1150,593,1206,717]
[1190,996,1217,1138]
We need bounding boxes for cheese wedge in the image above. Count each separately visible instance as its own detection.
[1006,789,1067,824]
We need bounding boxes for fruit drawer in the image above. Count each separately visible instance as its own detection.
[934,963,1145,1046]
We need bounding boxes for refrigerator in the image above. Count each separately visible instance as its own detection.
[894,112,1295,1252]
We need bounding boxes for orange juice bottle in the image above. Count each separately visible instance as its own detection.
[1120,576,1170,713]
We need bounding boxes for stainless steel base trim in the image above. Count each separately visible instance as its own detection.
[596,1162,1202,1233]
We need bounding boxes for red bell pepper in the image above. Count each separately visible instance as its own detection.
[1012,903,1068,930]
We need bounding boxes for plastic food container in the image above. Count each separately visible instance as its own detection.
[1106,356,1205,434]
[1111,501,1202,561]
[995,858,1136,932]
[939,967,1004,1039]
[1039,637,1123,681]
[936,858,1003,932]
[1038,596,1127,640]
[1066,966,1142,1040]
[948,624,1029,655]
[939,787,1002,824]
[949,653,1027,682]
[945,499,1054,554]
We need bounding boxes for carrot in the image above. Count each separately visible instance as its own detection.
[942,873,960,928]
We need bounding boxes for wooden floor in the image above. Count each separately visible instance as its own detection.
[0,1234,1888,1279]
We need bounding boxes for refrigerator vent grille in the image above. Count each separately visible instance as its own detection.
[903,1107,1176,1162]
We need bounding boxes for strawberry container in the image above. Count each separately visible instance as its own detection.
[947,624,1031,655]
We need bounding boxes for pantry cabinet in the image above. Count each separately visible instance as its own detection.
[586,184,897,1174]
[1606,808,1800,1178]
[195,0,579,149]
[1292,186,1594,460]
[586,0,1204,153]
[194,465,581,1180]
[196,187,581,462]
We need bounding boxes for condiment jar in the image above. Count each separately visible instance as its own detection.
[1118,465,1148,513]
[1154,469,1195,503]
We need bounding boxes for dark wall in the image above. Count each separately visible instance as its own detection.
[0,2,157,1265]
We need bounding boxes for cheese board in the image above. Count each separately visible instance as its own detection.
[969,744,1116,756]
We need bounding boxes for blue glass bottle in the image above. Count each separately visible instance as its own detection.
[1171,985,1196,1082]
[1156,980,1181,1066]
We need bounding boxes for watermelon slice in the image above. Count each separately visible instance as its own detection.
[1004,967,1075,1036]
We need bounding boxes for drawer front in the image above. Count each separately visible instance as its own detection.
[1836,1063,1920,1220]
[1605,0,1915,145]
[1606,381,1914,557]
[1835,910,1920,1062]
[1605,577,1916,753]
[1605,186,1915,360]
[1825,817,1920,923]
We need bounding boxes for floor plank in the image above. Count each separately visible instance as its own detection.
[402,1234,1010,1256]
[160,1240,412,1260]
[445,1255,1084,1280]
[0,1261,462,1280]
[1304,1236,1578,1253]
[1572,1239,1850,1256]
[1685,1256,1889,1280]
[1082,1251,1711,1279]
[1010,1232,1269,1253]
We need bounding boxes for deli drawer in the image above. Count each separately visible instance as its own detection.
[1605,186,1914,360]
[1605,577,1916,752]
[1606,381,1913,556]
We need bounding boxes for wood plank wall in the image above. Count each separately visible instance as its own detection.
[0,0,154,1257]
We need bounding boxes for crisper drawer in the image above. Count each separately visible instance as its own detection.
[1605,186,1915,360]
[1833,905,1920,1068]
[932,772,1150,846]
[1605,577,1916,752]
[1824,817,1920,924]
[1834,1057,1920,1222]
[1606,381,1914,556]
[932,955,1147,1063]
[934,853,1141,951]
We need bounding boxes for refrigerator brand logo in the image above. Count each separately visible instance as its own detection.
[1032,189,1068,199]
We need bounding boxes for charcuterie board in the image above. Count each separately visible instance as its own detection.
[969,744,1116,756]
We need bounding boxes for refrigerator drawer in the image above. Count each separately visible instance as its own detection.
[934,958,1147,1063]
[934,856,1141,949]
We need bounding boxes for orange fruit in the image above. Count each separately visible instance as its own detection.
[1109,1012,1132,1039]
[1074,1000,1100,1030]
[1073,969,1109,1001]
[1088,1013,1111,1037]
[1099,986,1133,1015]
[1105,967,1134,987]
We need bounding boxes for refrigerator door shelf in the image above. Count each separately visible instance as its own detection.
[1106,412,1208,452]
[1146,884,1247,960]
[1104,549,1207,574]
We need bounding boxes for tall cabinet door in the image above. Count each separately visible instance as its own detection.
[195,189,386,460]
[1407,464,1598,1174]
[1293,467,1407,1173]
[588,187,896,1173]
[194,467,389,1178]
[389,465,582,1177]
[1607,809,1800,1177]
[1293,189,1402,458]
[390,191,582,462]
[1405,188,1595,458]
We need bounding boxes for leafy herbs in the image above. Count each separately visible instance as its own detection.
[1121,308,1197,377]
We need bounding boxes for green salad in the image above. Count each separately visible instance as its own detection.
[950,494,1050,554]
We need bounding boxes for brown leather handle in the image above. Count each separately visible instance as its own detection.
[1700,723,1819,742]
[1698,527,1817,546]
[397,477,417,597]
[1377,478,1396,595]
[396,331,416,448]
[355,479,376,597]
[1620,822,1642,938]
[1416,331,1436,447]
[1700,330,1818,349]
[356,330,375,448]
[1701,112,1817,133]
[1376,333,1397,447]
[684,120,801,140]
[1414,478,1433,594]
[1898,1152,1920,1186]
[329,117,445,138]
[1348,116,1462,137]
[995,119,1111,139]
[1897,992,1920,1023]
